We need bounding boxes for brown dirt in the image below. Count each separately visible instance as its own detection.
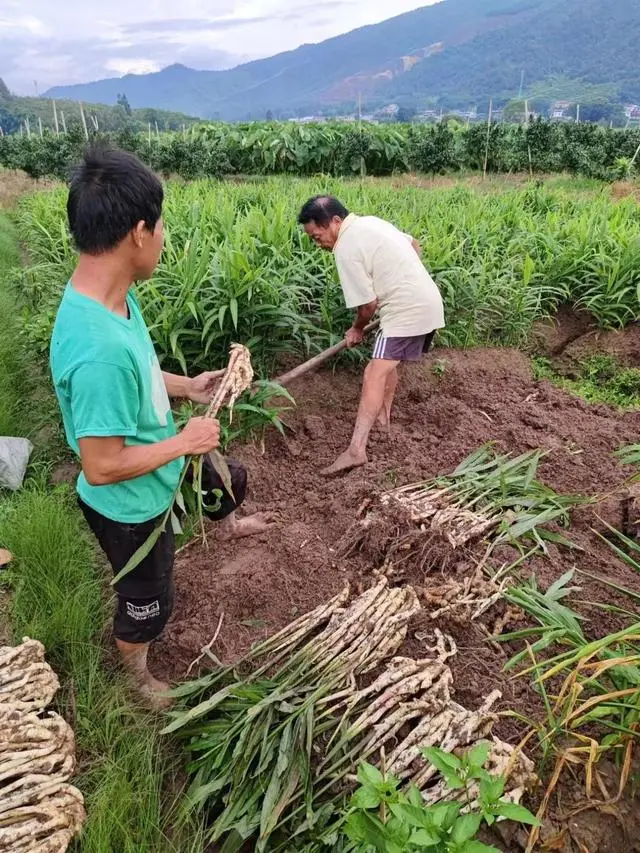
[155,341,640,684]
[380,172,558,194]
[0,170,57,210]
[50,461,81,486]
[152,343,640,851]
[532,307,598,357]
[611,181,640,202]
[0,589,12,646]
[561,323,640,371]
[533,308,640,371]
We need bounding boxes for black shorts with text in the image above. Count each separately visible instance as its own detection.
[79,455,247,644]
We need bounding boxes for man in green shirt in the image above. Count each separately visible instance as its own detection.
[51,147,269,707]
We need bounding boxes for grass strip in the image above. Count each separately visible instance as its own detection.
[0,215,28,437]
[532,354,640,410]
[0,211,203,853]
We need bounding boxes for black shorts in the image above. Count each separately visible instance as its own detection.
[79,455,247,644]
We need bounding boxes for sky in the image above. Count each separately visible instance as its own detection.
[0,0,438,94]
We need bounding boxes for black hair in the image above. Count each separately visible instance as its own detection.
[67,145,163,254]
[298,195,349,228]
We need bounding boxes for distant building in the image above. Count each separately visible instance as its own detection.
[551,100,573,120]
[414,110,439,123]
[451,108,479,121]
[289,116,326,124]
[625,104,640,121]
[375,103,400,118]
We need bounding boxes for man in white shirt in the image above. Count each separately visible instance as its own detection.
[299,195,445,476]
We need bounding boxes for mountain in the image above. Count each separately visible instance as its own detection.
[382,0,640,109]
[44,0,640,120]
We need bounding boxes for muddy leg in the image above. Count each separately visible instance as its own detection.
[376,365,399,431]
[323,359,400,476]
[116,639,172,710]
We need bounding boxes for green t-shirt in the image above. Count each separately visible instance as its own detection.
[50,284,183,523]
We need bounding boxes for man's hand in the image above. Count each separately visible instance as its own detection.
[79,417,219,486]
[180,417,221,455]
[188,370,225,404]
[345,326,365,348]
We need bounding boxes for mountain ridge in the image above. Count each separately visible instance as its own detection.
[44,0,640,120]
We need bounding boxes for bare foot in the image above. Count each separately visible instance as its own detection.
[321,448,367,477]
[219,512,277,540]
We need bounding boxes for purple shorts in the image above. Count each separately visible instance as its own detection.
[372,330,436,362]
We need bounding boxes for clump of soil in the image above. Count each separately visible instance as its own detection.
[152,342,640,852]
[611,180,640,202]
[532,306,597,357]
[534,308,640,371]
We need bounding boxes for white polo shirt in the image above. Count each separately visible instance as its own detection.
[333,213,445,338]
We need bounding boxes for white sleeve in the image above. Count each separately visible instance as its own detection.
[335,254,376,308]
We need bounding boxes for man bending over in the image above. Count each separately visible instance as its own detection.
[51,146,269,707]
[298,196,445,475]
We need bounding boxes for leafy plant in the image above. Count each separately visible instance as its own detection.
[497,568,640,849]
[161,583,424,851]
[612,156,636,181]
[16,177,640,378]
[175,381,295,450]
[5,121,640,182]
[219,380,294,446]
[432,359,447,378]
[342,748,538,853]
[533,355,640,410]
[387,445,588,558]
[614,442,640,470]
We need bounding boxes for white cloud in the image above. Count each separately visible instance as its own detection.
[0,14,47,35]
[105,58,162,76]
[1,0,439,93]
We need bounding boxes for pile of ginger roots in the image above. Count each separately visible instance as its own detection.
[0,638,85,853]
